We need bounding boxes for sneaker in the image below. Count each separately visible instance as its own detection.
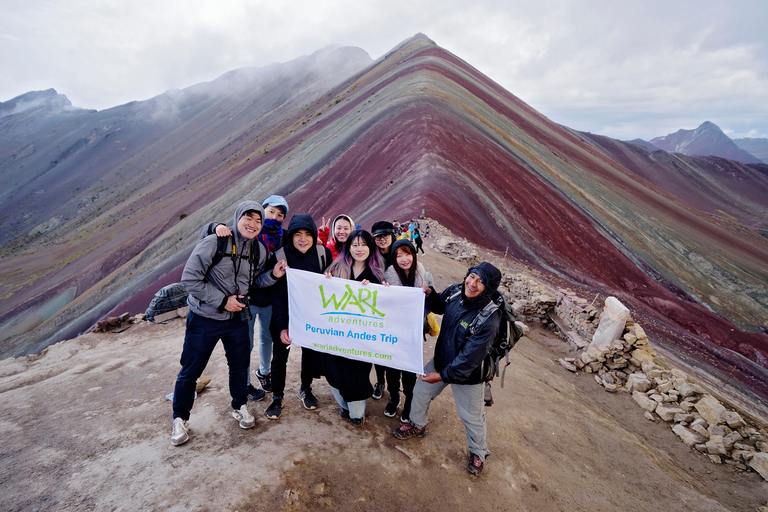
[170,418,190,446]
[297,388,318,410]
[338,407,350,420]
[384,399,398,417]
[372,383,384,400]
[392,421,426,440]
[256,370,272,393]
[400,414,410,424]
[247,384,266,402]
[232,405,256,429]
[467,452,484,475]
[266,397,283,420]
[350,414,365,426]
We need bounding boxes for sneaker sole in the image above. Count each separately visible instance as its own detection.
[265,410,281,420]
[171,435,189,446]
[297,394,318,410]
[384,409,397,418]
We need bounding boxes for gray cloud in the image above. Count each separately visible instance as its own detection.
[1,0,765,140]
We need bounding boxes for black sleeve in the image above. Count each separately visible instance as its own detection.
[270,275,289,333]
[425,285,454,314]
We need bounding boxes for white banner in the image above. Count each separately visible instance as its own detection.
[286,268,425,374]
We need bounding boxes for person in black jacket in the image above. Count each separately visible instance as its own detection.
[392,262,502,476]
[264,214,333,420]
[320,230,386,426]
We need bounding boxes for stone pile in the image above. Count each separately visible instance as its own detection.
[561,320,768,480]
[554,289,599,342]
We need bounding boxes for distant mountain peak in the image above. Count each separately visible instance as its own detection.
[649,121,762,164]
[0,89,84,118]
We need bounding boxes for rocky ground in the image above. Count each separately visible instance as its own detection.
[1,247,767,511]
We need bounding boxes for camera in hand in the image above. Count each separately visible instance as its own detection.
[239,296,253,322]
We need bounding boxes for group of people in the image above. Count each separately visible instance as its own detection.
[171,196,502,475]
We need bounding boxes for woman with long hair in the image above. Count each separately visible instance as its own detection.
[382,239,434,423]
[321,230,385,425]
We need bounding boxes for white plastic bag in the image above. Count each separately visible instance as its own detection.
[590,296,630,349]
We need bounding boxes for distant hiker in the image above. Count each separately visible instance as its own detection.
[370,220,399,400]
[207,195,290,399]
[321,230,385,426]
[318,214,354,260]
[264,214,332,420]
[412,227,424,254]
[393,262,502,475]
[408,220,417,239]
[382,239,434,422]
[170,201,287,446]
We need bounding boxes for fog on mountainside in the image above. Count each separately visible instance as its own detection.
[0,34,767,400]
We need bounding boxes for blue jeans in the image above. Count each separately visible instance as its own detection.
[172,312,250,421]
[329,386,366,420]
[247,304,273,383]
[410,358,490,461]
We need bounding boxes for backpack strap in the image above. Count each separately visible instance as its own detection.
[203,236,233,283]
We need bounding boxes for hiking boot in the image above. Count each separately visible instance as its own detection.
[372,383,384,400]
[170,418,190,446]
[297,388,318,410]
[232,405,255,429]
[467,452,484,475]
[266,397,283,420]
[392,421,426,440]
[256,370,272,393]
[350,414,365,426]
[247,384,266,402]
[338,407,350,420]
[384,399,398,418]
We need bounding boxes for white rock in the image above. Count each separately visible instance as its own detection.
[656,405,684,422]
[626,373,651,394]
[706,436,728,456]
[750,453,768,481]
[632,391,658,412]
[672,424,706,447]
[694,395,728,426]
[724,411,746,429]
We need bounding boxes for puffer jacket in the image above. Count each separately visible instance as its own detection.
[182,201,277,320]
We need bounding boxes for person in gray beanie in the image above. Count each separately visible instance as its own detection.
[392,262,502,476]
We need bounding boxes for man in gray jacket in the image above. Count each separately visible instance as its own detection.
[171,201,287,446]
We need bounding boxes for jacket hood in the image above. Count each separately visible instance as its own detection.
[233,201,264,247]
[464,261,502,305]
[283,213,318,248]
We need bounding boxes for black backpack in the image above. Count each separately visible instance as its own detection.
[454,290,524,406]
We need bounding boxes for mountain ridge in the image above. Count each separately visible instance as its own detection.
[1,35,766,398]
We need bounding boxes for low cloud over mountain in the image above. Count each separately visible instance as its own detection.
[1,34,766,397]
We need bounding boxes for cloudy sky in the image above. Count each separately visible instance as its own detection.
[1,0,766,140]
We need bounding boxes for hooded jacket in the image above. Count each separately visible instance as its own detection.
[270,214,333,333]
[425,262,502,384]
[317,214,354,260]
[182,201,278,321]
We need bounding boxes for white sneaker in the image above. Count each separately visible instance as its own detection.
[171,418,190,446]
[232,404,255,429]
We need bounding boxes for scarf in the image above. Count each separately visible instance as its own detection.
[258,218,283,253]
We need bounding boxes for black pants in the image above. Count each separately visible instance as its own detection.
[384,368,418,416]
[270,328,316,398]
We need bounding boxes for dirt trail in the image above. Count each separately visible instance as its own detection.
[1,249,766,511]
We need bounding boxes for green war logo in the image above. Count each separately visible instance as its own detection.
[318,284,385,326]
